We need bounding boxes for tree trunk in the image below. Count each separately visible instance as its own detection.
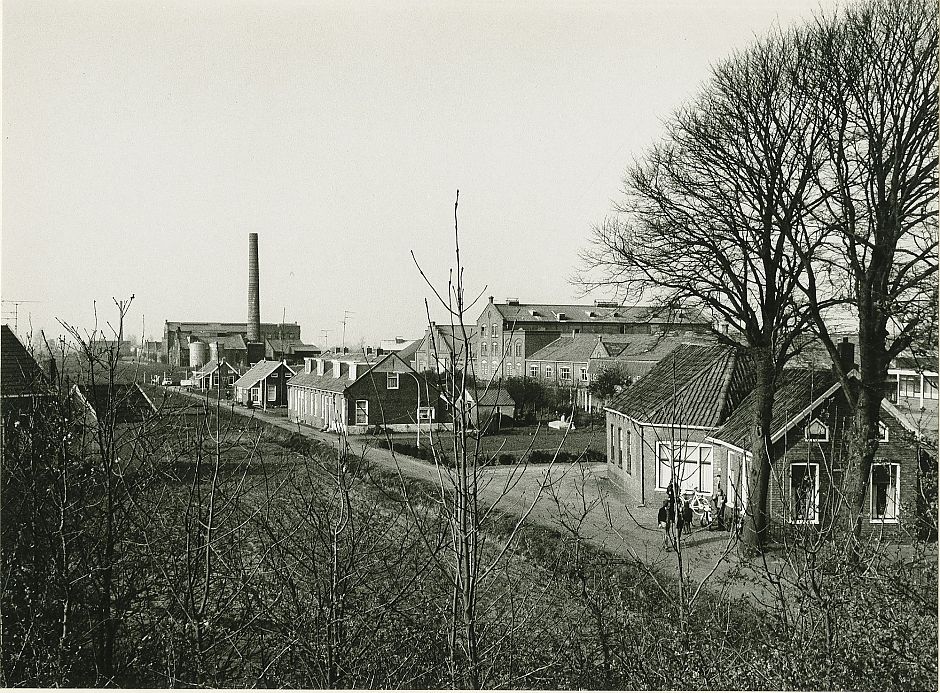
[742,350,776,552]
[844,372,882,558]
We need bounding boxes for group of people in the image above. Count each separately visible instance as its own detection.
[657,480,728,551]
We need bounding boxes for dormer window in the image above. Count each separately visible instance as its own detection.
[878,421,889,442]
[805,418,829,442]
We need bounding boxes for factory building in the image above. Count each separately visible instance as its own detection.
[164,233,311,368]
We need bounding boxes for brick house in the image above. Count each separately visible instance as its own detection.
[413,323,477,374]
[1,325,55,431]
[604,343,755,507]
[191,359,241,393]
[473,297,710,382]
[707,367,932,535]
[233,359,296,409]
[526,333,691,411]
[287,352,452,435]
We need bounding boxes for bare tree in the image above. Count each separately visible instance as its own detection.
[579,26,831,549]
[798,0,938,553]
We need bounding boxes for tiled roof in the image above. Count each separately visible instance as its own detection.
[475,386,515,408]
[233,360,295,389]
[528,333,692,364]
[711,368,839,448]
[526,335,600,363]
[491,302,708,327]
[76,383,156,423]
[1,325,50,397]
[390,339,422,363]
[606,344,755,428]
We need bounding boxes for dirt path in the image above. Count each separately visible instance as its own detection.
[166,388,772,602]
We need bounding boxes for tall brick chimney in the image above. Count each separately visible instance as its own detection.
[247,233,261,343]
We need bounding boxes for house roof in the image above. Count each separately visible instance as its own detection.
[711,369,841,449]
[711,367,928,449]
[489,301,708,327]
[75,383,156,423]
[1,325,50,397]
[266,338,319,354]
[193,359,240,377]
[605,343,755,428]
[233,359,296,389]
[890,353,939,373]
[390,339,422,363]
[427,324,477,355]
[474,386,515,408]
[288,352,423,394]
[528,333,691,365]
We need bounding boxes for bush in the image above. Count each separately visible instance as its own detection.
[497,453,517,466]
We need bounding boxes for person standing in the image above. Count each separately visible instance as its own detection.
[658,499,673,550]
[678,499,693,540]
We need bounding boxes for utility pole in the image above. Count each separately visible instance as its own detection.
[320,329,330,351]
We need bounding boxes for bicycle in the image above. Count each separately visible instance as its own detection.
[680,489,714,527]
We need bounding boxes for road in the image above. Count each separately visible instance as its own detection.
[165,386,773,603]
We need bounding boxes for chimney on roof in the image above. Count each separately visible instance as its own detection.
[316,358,325,376]
[304,357,313,374]
[835,337,856,373]
[247,233,261,343]
[488,296,494,303]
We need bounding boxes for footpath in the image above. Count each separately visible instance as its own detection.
[166,387,771,603]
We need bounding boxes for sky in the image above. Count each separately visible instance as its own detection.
[2,0,841,348]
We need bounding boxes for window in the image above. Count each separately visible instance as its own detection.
[899,374,921,398]
[529,363,539,378]
[878,420,889,442]
[491,323,497,337]
[482,361,488,376]
[481,342,488,356]
[610,423,615,463]
[267,385,277,402]
[925,375,938,400]
[492,341,498,356]
[656,443,713,493]
[508,362,515,376]
[418,406,434,422]
[355,400,369,425]
[228,375,236,386]
[805,418,829,442]
[515,342,522,357]
[580,366,588,382]
[616,428,623,468]
[625,429,632,474]
[790,463,819,523]
[560,366,571,381]
[870,462,900,522]
[387,373,399,389]
[545,365,554,379]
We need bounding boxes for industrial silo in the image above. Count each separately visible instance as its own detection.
[189,340,210,369]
